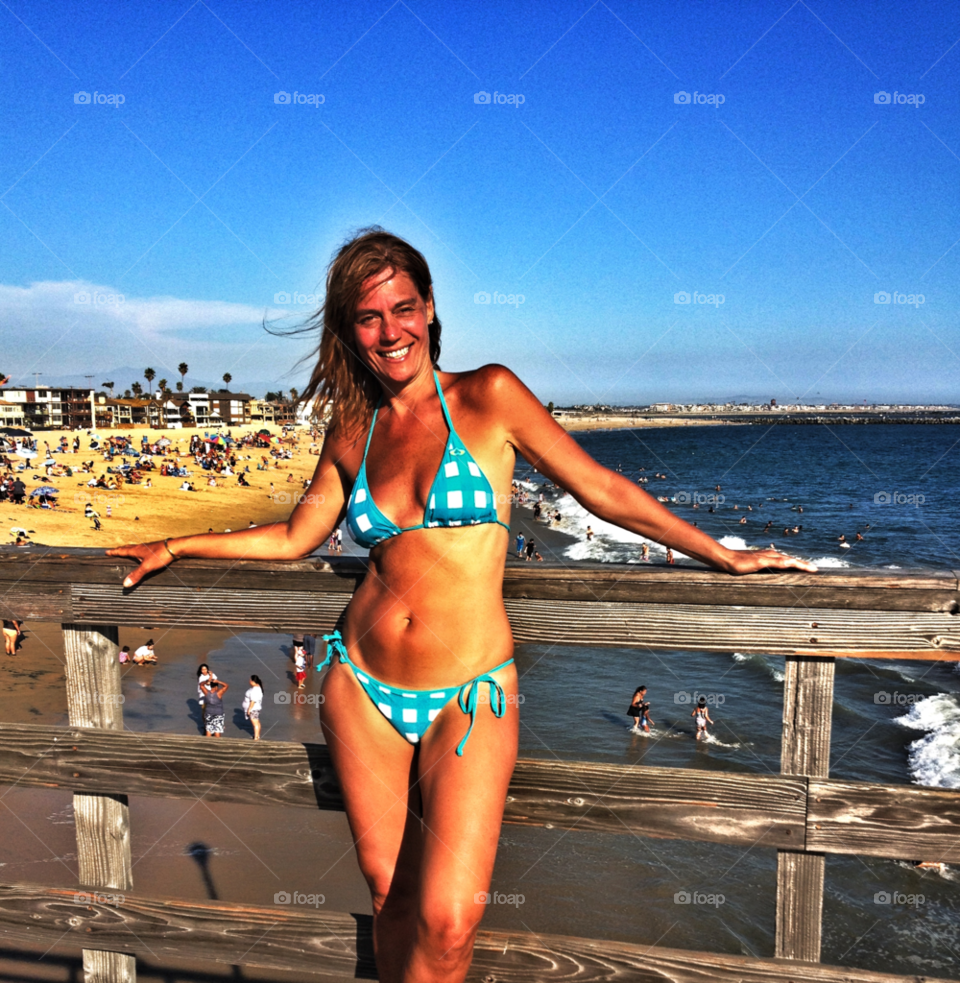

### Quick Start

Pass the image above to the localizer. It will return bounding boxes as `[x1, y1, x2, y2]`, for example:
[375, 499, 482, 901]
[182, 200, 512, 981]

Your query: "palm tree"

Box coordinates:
[178, 362, 188, 388]
[124, 389, 132, 399]
[222, 372, 232, 390]
[144, 368, 156, 393]
[131, 382, 143, 397]
[158, 378, 168, 393]
[289, 387, 299, 403]
[176, 381, 183, 392]
[102, 382, 115, 395]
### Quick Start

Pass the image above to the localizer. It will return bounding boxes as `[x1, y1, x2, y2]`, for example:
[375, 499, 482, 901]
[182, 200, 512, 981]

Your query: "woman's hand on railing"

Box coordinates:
[721, 547, 818, 575]
[106, 541, 177, 588]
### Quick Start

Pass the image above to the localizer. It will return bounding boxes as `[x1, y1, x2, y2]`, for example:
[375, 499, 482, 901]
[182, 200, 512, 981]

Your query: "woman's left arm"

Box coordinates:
[485, 367, 817, 576]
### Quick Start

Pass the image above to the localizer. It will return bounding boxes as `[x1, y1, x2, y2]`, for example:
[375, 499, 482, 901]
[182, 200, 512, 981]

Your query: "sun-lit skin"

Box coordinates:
[107, 267, 818, 983]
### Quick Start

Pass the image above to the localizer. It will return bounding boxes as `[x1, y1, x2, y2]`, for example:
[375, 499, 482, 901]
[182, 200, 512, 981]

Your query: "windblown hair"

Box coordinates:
[297, 228, 442, 438]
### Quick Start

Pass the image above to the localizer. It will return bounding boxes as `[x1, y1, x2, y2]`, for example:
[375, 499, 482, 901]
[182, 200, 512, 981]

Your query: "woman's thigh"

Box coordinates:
[319, 661, 420, 897]
[414, 664, 520, 916]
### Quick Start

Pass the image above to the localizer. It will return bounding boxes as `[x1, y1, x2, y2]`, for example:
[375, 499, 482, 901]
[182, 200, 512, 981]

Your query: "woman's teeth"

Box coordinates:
[383, 346, 410, 360]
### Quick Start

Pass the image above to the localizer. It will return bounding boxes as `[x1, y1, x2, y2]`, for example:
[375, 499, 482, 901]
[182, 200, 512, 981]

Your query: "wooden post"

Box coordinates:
[775, 655, 835, 962]
[63, 624, 136, 983]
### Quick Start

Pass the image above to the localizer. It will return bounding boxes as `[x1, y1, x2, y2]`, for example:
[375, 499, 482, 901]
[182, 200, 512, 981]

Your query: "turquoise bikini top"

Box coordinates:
[345, 371, 510, 549]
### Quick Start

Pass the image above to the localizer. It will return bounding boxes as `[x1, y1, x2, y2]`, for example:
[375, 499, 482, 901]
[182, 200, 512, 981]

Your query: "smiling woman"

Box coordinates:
[107, 228, 817, 983]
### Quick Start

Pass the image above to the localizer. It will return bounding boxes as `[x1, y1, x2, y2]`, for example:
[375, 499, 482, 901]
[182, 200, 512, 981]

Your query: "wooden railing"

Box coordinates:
[1, 551, 959, 983]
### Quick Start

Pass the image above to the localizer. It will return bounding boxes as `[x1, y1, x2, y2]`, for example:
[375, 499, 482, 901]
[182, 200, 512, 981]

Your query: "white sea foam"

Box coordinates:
[554, 494, 690, 562]
[809, 555, 853, 569]
[732, 651, 785, 683]
[894, 694, 960, 788]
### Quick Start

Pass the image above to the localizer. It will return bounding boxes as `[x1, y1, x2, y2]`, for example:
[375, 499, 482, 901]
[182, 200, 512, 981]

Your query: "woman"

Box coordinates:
[108, 229, 815, 983]
[627, 685, 646, 732]
[200, 677, 228, 738]
[3, 619, 21, 656]
[197, 664, 217, 712]
[243, 674, 264, 740]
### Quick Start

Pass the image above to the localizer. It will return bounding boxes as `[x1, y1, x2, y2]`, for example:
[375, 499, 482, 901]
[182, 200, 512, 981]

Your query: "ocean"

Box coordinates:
[500, 423, 960, 975]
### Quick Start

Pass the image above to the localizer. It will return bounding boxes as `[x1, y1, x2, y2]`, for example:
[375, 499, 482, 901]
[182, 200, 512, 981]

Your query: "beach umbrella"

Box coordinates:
[257, 428, 272, 435]
[30, 486, 60, 497]
[157, 437, 172, 447]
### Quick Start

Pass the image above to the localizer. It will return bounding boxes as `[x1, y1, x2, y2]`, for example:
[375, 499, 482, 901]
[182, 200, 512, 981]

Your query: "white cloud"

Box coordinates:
[0, 280, 309, 386]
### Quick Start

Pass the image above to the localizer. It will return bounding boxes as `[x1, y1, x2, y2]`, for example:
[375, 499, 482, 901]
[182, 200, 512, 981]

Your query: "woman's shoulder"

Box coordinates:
[443, 364, 526, 410]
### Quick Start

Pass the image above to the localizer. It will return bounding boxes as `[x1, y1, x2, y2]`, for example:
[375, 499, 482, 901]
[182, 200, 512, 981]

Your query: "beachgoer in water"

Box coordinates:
[838, 534, 846, 543]
[201, 678, 229, 738]
[627, 686, 646, 732]
[585, 525, 594, 541]
[639, 701, 653, 732]
[666, 548, 675, 564]
[641, 543, 650, 562]
[855, 532, 863, 542]
[692, 697, 713, 741]
[243, 674, 264, 740]
[108, 229, 817, 981]
[739, 516, 747, 525]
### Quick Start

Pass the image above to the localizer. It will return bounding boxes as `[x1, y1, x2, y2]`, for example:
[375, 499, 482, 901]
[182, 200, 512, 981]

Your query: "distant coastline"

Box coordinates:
[555, 408, 960, 431]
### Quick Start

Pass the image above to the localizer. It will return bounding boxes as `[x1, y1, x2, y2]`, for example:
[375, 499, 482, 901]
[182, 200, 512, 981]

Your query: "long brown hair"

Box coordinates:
[297, 228, 442, 438]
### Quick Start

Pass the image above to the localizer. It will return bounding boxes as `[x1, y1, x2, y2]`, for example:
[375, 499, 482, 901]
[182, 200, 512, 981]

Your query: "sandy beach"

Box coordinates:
[3, 424, 320, 549]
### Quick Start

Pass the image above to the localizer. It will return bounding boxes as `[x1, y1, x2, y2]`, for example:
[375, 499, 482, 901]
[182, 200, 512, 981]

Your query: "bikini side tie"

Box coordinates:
[455, 661, 512, 756]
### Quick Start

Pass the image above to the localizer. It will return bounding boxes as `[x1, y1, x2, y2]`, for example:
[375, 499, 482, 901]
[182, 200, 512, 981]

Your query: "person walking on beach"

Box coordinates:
[294, 643, 307, 689]
[692, 697, 713, 741]
[200, 677, 229, 737]
[108, 229, 816, 983]
[524, 537, 536, 561]
[3, 619, 22, 656]
[243, 674, 264, 740]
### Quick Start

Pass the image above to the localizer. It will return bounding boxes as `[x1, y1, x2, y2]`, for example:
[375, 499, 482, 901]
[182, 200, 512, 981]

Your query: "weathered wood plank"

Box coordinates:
[776, 656, 835, 963]
[0, 551, 956, 612]
[0, 723, 805, 849]
[0, 582, 71, 621]
[6, 581, 957, 658]
[806, 780, 960, 862]
[63, 625, 135, 983]
[0, 884, 956, 983]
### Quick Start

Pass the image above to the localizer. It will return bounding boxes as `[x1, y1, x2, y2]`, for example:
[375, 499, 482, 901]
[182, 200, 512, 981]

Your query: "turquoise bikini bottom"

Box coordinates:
[317, 631, 514, 756]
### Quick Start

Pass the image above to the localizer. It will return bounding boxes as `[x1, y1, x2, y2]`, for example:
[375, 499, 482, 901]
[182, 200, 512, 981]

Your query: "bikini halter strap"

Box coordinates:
[362, 371, 449, 465]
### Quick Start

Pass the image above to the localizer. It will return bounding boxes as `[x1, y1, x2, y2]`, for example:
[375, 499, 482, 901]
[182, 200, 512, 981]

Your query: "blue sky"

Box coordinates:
[2, 0, 959, 403]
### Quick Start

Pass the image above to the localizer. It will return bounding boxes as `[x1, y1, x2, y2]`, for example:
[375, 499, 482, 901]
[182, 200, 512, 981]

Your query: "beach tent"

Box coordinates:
[0, 427, 32, 437]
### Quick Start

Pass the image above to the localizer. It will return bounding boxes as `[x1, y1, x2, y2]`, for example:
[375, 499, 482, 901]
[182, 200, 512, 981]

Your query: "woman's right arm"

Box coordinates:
[108, 436, 351, 587]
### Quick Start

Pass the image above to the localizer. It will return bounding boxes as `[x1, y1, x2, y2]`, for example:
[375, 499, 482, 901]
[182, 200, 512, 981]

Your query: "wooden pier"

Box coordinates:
[1, 551, 959, 982]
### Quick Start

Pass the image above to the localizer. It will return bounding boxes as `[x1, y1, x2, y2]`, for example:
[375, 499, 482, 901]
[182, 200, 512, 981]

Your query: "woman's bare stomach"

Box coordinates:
[340, 526, 513, 688]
